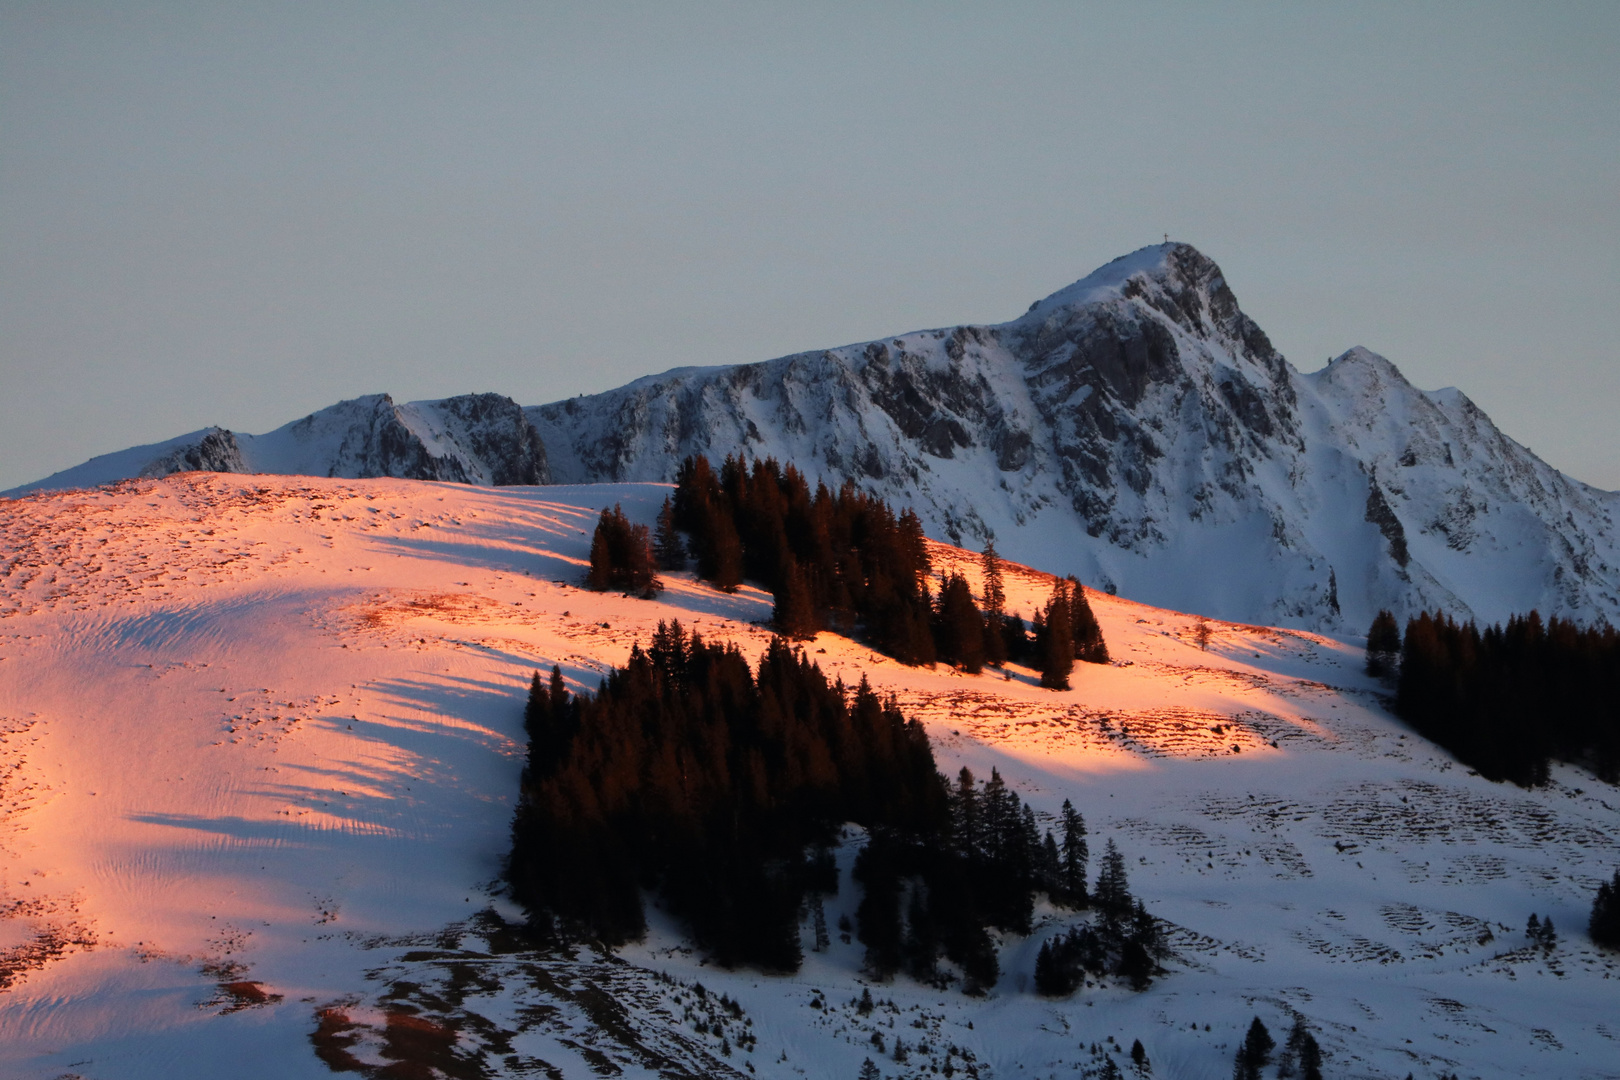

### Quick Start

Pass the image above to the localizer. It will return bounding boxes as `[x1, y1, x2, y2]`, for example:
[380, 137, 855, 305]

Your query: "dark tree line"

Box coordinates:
[671, 454, 936, 661]
[1393, 610, 1620, 785]
[509, 622, 943, 970]
[507, 624, 1145, 991]
[666, 454, 1108, 683]
[852, 773, 1095, 993]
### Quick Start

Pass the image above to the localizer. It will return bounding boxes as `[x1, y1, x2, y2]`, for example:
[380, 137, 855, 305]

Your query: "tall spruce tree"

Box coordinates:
[1277, 1014, 1317, 1079]
[653, 496, 685, 570]
[1591, 869, 1620, 951]
[934, 572, 986, 673]
[1094, 838, 1131, 919]
[1060, 800, 1090, 907]
[1067, 575, 1110, 663]
[981, 542, 1008, 668]
[1232, 1017, 1275, 1080]
[1296, 1032, 1322, 1080]
[1039, 581, 1075, 690]
[773, 557, 820, 640]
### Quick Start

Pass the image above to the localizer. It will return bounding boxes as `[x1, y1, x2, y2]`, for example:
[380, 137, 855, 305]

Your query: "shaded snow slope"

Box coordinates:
[1, 475, 1617, 1079]
[8, 392, 550, 496]
[530, 245, 1620, 630]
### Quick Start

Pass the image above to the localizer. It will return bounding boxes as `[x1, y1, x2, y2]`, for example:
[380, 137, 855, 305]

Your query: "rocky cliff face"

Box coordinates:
[528, 244, 1619, 631]
[260, 392, 551, 485]
[9, 392, 550, 496]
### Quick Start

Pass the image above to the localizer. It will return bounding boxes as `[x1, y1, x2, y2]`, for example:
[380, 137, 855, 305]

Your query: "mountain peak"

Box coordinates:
[1016, 242, 1187, 323]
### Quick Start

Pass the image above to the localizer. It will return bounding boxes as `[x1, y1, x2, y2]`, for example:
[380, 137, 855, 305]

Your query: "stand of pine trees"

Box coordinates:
[670, 454, 1110, 678]
[1395, 610, 1620, 785]
[509, 622, 944, 970]
[1032, 838, 1166, 994]
[586, 503, 661, 597]
[852, 770, 1093, 994]
[508, 625, 1136, 988]
[673, 454, 935, 659]
[1029, 576, 1108, 689]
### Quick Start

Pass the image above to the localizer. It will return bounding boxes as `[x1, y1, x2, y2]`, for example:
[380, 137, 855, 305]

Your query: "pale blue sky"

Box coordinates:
[3, 2, 1616, 490]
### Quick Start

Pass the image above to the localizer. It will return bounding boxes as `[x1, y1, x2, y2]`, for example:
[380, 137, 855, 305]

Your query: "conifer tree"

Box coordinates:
[1366, 608, 1401, 676]
[523, 668, 547, 744]
[811, 893, 830, 953]
[997, 611, 1027, 664]
[1297, 1032, 1322, 1080]
[953, 768, 981, 855]
[1059, 800, 1089, 907]
[1232, 1017, 1274, 1080]
[1277, 1014, 1313, 1078]
[934, 573, 986, 673]
[855, 836, 904, 979]
[1033, 938, 1063, 996]
[1039, 581, 1075, 690]
[1067, 575, 1110, 663]
[1130, 1038, 1148, 1074]
[902, 886, 938, 981]
[653, 495, 685, 570]
[586, 508, 618, 591]
[1590, 869, 1620, 950]
[708, 510, 744, 592]
[981, 543, 1008, 668]
[980, 769, 1011, 863]
[586, 504, 661, 596]
[773, 557, 820, 640]
[858, 1058, 881, 1080]
[1094, 838, 1131, 919]
[1039, 831, 1062, 898]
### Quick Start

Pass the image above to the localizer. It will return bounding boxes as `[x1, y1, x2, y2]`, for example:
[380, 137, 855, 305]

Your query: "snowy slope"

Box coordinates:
[7, 392, 550, 496]
[529, 245, 1620, 631]
[1, 475, 1616, 1079]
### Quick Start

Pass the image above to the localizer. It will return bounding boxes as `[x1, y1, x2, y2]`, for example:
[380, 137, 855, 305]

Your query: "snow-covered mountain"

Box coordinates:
[7, 392, 550, 495]
[2, 473, 1617, 1079]
[12, 244, 1616, 631]
[529, 244, 1619, 631]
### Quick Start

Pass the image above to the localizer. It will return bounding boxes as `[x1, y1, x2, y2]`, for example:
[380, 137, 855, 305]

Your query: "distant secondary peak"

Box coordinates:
[1320, 347, 1412, 387]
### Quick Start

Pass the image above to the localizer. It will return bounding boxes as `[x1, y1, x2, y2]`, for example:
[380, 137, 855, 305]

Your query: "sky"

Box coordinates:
[2, 2, 1616, 491]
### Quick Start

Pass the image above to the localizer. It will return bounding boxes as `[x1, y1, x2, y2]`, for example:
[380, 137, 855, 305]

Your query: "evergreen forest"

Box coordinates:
[1392, 610, 1620, 786]
[663, 454, 1108, 682]
[507, 622, 1151, 988]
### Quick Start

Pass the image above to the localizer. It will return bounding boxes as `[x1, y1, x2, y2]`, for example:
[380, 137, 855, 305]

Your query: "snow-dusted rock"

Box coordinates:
[9, 392, 550, 495]
[529, 244, 1620, 630]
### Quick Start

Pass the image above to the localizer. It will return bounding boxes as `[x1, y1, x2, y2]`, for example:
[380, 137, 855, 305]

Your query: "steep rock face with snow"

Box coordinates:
[9, 392, 551, 495]
[530, 244, 1619, 630]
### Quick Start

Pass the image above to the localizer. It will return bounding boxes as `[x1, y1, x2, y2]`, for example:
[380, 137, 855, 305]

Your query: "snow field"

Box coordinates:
[0, 474, 1616, 1078]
